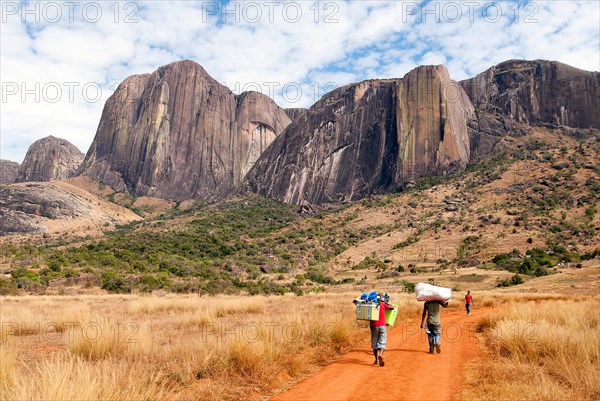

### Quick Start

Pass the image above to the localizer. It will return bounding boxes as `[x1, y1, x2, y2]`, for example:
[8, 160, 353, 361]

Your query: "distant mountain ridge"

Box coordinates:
[3, 59, 598, 207]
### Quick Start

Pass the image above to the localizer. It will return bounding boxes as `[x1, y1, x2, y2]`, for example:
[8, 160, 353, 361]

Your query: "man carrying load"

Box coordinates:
[415, 282, 451, 354]
[370, 293, 394, 366]
[420, 300, 448, 354]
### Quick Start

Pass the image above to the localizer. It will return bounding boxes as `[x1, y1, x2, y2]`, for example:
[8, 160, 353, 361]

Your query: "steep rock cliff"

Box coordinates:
[246, 65, 474, 204]
[284, 108, 308, 122]
[78, 60, 291, 201]
[461, 59, 600, 129]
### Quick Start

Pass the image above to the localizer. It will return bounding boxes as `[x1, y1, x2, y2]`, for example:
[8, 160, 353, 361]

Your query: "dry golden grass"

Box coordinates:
[129, 295, 201, 314]
[0, 342, 17, 389]
[13, 292, 592, 400]
[3, 357, 166, 401]
[1, 292, 396, 401]
[459, 297, 600, 401]
[213, 296, 266, 316]
[0, 306, 44, 336]
[68, 319, 153, 361]
[52, 303, 91, 332]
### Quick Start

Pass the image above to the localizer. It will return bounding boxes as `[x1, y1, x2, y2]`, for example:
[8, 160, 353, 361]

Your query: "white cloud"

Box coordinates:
[1, 0, 598, 163]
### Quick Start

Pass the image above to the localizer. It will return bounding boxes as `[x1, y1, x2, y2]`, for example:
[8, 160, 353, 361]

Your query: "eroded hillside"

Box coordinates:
[1, 128, 598, 295]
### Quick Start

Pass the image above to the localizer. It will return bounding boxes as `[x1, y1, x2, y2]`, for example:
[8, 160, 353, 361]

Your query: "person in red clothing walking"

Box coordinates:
[465, 290, 474, 315]
[371, 293, 394, 366]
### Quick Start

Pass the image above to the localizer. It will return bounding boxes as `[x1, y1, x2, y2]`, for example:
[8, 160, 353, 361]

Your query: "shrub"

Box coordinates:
[305, 268, 337, 285]
[138, 274, 171, 293]
[401, 280, 416, 293]
[497, 274, 524, 287]
[393, 235, 420, 249]
[351, 256, 386, 270]
[101, 271, 131, 294]
[47, 259, 61, 272]
[0, 278, 18, 296]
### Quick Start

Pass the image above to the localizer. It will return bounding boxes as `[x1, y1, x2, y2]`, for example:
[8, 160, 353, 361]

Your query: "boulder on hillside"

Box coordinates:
[16, 136, 83, 183]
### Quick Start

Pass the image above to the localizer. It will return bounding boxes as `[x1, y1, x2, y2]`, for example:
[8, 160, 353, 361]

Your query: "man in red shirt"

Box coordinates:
[371, 293, 394, 366]
[465, 290, 474, 315]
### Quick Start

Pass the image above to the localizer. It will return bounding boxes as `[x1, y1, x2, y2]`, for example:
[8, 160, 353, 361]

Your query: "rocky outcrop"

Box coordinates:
[461, 60, 600, 129]
[0, 183, 92, 234]
[0, 160, 19, 184]
[0, 182, 140, 235]
[77, 60, 291, 201]
[16, 136, 83, 183]
[246, 65, 474, 204]
[284, 108, 308, 122]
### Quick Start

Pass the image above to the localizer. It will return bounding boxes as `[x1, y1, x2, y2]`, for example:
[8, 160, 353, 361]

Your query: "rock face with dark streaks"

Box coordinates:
[0, 160, 19, 184]
[246, 65, 474, 204]
[284, 108, 308, 122]
[461, 60, 600, 129]
[77, 60, 291, 201]
[16, 136, 83, 183]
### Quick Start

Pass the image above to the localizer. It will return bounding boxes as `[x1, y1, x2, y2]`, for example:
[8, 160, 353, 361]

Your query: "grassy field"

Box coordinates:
[0, 293, 426, 401]
[1, 291, 599, 400]
[459, 295, 600, 401]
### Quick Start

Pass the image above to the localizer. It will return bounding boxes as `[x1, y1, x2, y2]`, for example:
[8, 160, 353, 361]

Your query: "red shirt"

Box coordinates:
[371, 302, 391, 327]
[465, 294, 472, 304]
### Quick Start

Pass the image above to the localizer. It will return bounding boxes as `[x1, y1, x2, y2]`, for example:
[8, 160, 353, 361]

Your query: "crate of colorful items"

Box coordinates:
[355, 291, 380, 321]
[356, 302, 380, 321]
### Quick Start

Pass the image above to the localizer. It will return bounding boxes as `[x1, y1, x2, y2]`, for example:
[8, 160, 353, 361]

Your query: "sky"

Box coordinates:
[1, 0, 599, 163]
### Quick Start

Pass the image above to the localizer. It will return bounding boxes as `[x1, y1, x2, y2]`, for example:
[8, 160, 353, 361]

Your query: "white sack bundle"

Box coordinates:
[415, 282, 452, 302]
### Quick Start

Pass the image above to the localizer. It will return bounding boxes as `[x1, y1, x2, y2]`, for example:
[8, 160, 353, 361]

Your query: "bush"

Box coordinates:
[11, 268, 39, 288]
[401, 280, 416, 293]
[492, 249, 554, 276]
[305, 268, 337, 285]
[498, 274, 524, 287]
[351, 256, 386, 270]
[101, 271, 131, 294]
[47, 259, 62, 272]
[581, 248, 600, 260]
[138, 274, 171, 293]
[0, 278, 18, 295]
[393, 235, 420, 249]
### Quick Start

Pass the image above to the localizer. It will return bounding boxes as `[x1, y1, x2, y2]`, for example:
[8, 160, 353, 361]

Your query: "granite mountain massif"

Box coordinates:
[3, 59, 599, 214]
[246, 65, 475, 204]
[76, 60, 292, 202]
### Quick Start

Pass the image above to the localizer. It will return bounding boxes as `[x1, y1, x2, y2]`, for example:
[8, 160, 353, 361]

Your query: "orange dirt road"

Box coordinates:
[272, 309, 485, 401]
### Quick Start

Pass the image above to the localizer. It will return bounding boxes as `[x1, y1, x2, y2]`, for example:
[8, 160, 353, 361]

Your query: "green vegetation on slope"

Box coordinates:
[1, 131, 598, 295]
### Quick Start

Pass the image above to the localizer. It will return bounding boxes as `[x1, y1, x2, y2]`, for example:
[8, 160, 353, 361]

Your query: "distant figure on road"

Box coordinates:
[371, 293, 394, 366]
[420, 300, 448, 354]
[465, 290, 474, 315]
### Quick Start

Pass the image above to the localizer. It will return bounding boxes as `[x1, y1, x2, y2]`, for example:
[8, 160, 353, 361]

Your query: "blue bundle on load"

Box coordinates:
[354, 291, 381, 321]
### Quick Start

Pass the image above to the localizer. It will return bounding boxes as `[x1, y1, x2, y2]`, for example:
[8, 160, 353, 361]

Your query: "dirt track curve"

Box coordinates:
[272, 309, 486, 401]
